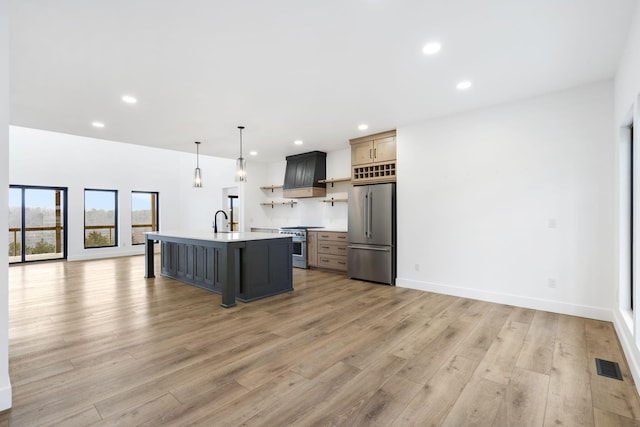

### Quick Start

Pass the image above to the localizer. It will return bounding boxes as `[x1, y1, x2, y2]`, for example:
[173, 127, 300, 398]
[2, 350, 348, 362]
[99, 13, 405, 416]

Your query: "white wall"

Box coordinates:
[613, 0, 640, 398]
[0, 0, 12, 410]
[9, 126, 236, 260]
[397, 80, 615, 321]
[244, 149, 351, 230]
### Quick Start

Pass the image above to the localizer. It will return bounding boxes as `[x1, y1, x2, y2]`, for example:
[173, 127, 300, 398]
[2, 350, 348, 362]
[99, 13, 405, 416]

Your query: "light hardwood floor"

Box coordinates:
[1, 255, 640, 426]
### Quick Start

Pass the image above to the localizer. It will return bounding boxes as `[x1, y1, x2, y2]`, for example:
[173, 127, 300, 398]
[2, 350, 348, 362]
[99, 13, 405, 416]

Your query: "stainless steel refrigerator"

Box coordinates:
[348, 183, 396, 285]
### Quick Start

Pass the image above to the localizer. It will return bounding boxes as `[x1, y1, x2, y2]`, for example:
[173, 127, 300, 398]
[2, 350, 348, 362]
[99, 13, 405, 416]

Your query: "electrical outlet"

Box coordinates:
[414, 264, 420, 272]
[548, 218, 557, 229]
[548, 278, 557, 288]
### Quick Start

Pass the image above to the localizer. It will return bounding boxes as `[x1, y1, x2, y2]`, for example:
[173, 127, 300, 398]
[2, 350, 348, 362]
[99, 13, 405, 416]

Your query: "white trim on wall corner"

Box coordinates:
[396, 277, 612, 322]
[0, 384, 11, 411]
[613, 309, 640, 397]
[67, 247, 157, 262]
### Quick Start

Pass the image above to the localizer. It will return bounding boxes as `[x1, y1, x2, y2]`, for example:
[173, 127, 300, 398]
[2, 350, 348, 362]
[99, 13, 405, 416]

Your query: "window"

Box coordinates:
[84, 189, 118, 248]
[8, 185, 67, 263]
[131, 191, 159, 245]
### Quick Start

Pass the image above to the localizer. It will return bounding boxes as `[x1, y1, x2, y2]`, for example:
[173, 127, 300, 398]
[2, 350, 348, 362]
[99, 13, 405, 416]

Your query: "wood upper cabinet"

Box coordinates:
[372, 135, 396, 162]
[352, 141, 374, 166]
[350, 130, 397, 184]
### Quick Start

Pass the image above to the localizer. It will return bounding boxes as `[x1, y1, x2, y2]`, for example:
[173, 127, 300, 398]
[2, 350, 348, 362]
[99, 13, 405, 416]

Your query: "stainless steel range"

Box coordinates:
[279, 226, 323, 268]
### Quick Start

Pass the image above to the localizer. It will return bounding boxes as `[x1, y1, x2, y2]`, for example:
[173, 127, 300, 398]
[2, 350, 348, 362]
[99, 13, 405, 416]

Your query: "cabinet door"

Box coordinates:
[161, 242, 176, 276]
[307, 231, 318, 267]
[193, 245, 215, 290]
[373, 136, 396, 162]
[351, 140, 373, 166]
[176, 244, 191, 279]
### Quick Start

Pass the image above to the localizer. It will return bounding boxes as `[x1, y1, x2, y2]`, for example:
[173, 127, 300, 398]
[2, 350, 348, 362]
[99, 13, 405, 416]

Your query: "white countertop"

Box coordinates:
[316, 228, 348, 233]
[146, 231, 291, 243]
[251, 226, 347, 233]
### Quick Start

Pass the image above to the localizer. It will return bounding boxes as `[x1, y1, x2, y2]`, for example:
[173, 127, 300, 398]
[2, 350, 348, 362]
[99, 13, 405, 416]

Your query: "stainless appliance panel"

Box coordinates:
[368, 183, 394, 246]
[291, 236, 307, 268]
[348, 185, 368, 245]
[348, 183, 396, 285]
[348, 183, 394, 246]
[347, 245, 393, 285]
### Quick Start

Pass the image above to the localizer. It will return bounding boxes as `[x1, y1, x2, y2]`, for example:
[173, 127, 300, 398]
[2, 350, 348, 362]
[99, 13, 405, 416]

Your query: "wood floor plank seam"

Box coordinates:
[3, 255, 640, 426]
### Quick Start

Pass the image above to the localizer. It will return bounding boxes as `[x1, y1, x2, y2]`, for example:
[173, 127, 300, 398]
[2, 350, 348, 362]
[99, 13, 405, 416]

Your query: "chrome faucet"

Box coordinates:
[213, 210, 228, 233]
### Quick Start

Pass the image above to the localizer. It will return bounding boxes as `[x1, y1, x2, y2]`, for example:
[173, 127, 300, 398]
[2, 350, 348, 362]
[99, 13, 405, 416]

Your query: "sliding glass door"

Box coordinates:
[8, 185, 67, 263]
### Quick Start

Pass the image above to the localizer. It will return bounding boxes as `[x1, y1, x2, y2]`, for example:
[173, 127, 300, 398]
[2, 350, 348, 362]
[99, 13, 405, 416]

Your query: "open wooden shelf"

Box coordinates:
[321, 198, 348, 206]
[260, 185, 283, 193]
[260, 201, 297, 208]
[318, 177, 351, 187]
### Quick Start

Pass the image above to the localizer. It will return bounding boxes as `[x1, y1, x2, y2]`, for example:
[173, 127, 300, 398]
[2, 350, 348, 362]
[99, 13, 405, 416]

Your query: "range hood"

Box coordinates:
[283, 151, 327, 198]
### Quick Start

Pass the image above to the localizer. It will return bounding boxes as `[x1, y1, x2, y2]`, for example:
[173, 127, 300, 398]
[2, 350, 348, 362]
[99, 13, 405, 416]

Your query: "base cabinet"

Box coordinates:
[160, 239, 292, 302]
[308, 231, 347, 273]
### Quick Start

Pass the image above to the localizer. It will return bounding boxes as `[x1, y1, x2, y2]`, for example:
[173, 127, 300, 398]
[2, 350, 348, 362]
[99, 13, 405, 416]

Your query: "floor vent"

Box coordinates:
[595, 358, 623, 381]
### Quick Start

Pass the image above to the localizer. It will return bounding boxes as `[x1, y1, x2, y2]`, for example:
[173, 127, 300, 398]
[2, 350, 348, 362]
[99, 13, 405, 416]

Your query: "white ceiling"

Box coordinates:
[9, 0, 638, 162]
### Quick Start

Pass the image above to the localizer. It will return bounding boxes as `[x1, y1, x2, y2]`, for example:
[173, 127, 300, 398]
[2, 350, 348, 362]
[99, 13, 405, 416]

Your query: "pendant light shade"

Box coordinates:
[236, 126, 247, 182]
[193, 141, 203, 187]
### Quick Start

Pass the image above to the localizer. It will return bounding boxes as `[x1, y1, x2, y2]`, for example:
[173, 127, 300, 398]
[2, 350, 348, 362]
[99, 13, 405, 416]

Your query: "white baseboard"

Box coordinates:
[67, 247, 149, 262]
[396, 277, 612, 321]
[0, 381, 11, 411]
[612, 310, 640, 397]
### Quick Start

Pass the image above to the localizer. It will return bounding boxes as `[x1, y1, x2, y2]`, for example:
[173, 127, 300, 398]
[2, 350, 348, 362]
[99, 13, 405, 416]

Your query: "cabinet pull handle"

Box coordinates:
[369, 148, 372, 160]
[374, 148, 377, 159]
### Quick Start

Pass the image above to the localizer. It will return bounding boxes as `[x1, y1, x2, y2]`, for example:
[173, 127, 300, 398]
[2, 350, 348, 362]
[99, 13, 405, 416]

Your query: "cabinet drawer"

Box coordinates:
[318, 241, 347, 256]
[318, 254, 347, 272]
[318, 231, 347, 242]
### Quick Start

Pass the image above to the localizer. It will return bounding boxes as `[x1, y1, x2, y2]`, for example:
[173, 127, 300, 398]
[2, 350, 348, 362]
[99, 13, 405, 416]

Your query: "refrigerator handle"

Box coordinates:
[368, 191, 373, 238]
[364, 193, 369, 238]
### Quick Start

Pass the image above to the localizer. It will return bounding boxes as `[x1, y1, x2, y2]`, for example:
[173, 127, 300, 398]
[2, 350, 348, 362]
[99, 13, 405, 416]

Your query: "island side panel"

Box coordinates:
[242, 237, 293, 301]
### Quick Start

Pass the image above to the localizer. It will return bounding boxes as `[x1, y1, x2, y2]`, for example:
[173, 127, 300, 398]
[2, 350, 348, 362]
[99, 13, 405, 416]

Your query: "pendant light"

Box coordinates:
[236, 126, 247, 182]
[193, 141, 203, 187]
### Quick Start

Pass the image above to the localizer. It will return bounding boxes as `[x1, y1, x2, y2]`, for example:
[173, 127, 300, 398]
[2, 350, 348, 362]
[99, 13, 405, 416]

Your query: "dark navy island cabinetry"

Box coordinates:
[145, 231, 293, 308]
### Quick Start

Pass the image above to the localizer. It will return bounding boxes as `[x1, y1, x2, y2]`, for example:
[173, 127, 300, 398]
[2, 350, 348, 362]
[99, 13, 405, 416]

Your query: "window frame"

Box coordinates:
[84, 188, 119, 249]
[131, 191, 159, 246]
[8, 184, 68, 263]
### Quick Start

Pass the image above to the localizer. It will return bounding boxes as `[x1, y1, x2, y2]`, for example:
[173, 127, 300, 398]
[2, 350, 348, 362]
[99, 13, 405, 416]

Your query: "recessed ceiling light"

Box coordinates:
[294, 140, 303, 145]
[456, 80, 472, 90]
[422, 42, 441, 55]
[249, 150, 258, 156]
[122, 95, 137, 104]
[358, 124, 369, 131]
[92, 121, 105, 128]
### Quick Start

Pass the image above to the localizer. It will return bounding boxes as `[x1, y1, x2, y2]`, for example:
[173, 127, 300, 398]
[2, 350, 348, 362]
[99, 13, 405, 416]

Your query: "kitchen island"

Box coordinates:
[144, 231, 293, 308]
